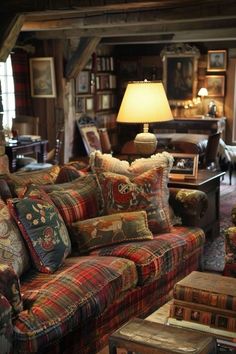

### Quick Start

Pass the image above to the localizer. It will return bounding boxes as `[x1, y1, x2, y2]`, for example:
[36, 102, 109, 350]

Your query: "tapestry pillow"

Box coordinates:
[90, 150, 174, 177]
[71, 210, 153, 253]
[25, 174, 103, 226]
[8, 196, 71, 273]
[6, 165, 60, 198]
[98, 167, 172, 234]
[0, 264, 23, 315]
[0, 199, 30, 277]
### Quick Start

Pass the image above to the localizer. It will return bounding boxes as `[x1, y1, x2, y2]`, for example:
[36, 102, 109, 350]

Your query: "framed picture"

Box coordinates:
[75, 97, 85, 113]
[76, 71, 90, 94]
[161, 43, 200, 105]
[29, 57, 56, 98]
[77, 123, 102, 155]
[85, 97, 94, 112]
[207, 50, 227, 72]
[169, 153, 199, 180]
[102, 94, 110, 110]
[205, 75, 225, 97]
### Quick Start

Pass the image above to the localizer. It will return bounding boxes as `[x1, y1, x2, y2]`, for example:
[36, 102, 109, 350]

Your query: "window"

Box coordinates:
[0, 56, 15, 129]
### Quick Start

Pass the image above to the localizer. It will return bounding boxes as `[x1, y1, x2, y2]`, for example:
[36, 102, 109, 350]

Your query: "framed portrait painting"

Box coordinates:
[169, 153, 199, 180]
[205, 75, 225, 97]
[161, 43, 200, 105]
[29, 57, 56, 98]
[207, 50, 227, 72]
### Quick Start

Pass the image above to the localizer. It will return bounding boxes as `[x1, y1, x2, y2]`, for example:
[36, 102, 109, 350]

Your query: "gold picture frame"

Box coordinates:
[205, 75, 225, 97]
[207, 50, 227, 72]
[169, 153, 199, 180]
[161, 43, 200, 106]
[29, 57, 56, 98]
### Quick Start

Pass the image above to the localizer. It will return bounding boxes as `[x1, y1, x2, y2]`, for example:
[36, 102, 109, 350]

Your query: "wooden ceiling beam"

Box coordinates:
[65, 36, 100, 79]
[0, 14, 25, 61]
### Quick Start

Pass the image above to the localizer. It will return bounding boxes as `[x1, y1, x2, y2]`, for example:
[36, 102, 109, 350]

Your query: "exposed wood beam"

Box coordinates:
[65, 37, 100, 79]
[101, 28, 236, 45]
[0, 14, 25, 61]
[32, 18, 236, 41]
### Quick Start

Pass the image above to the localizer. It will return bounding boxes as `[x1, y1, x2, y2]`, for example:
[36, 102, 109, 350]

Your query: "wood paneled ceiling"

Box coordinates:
[2, 0, 236, 45]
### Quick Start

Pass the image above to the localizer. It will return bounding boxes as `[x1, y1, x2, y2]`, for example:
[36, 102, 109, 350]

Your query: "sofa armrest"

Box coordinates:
[169, 188, 208, 227]
[0, 293, 13, 354]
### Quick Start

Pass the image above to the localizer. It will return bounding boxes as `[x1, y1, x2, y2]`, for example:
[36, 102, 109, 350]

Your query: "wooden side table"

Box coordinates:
[168, 169, 225, 238]
[109, 318, 216, 354]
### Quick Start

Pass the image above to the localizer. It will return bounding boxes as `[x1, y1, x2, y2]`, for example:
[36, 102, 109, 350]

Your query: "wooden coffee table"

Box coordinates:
[108, 316, 215, 354]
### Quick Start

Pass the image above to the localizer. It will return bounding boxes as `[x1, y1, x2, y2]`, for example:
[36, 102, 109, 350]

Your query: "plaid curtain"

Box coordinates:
[11, 51, 33, 115]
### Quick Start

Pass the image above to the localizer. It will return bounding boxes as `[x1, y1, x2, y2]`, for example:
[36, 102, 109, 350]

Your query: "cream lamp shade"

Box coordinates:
[117, 81, 173, 155]
[198, 87, 208, 116]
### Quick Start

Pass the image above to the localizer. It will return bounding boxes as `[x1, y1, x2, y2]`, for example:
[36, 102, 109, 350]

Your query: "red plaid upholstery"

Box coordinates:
[16, 256, 138, 353]
[91, 226, 205, 285]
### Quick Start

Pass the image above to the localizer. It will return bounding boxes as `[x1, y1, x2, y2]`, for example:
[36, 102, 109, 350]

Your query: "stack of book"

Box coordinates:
[168, 271, 236, 346]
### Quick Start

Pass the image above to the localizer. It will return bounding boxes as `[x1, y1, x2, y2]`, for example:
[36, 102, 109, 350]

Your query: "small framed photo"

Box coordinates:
[77, 124, 102, 155]
[76, 71, 91, 94]
[205, 75, 225, 97]
[102, 94, 110, 110]
[75, 97, 85, 113]
[29, 57, 56, 98]
[207, 50, 227, 72]
[169, 153, 199, 180]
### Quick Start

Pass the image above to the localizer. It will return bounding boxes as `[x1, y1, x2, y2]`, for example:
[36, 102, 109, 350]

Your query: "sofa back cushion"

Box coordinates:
[0, 199, 30, 277]
[8, 196, 71, 273]
[98, 167, 172, 234]
[71, 211, 153, 253]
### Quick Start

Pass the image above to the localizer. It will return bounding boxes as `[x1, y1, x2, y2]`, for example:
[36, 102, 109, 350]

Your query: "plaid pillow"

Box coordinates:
[8, 196, 71, 273]
[71, 211, 153, 253]
[55, 165, 88, 184]
[98, 167, 172, 234]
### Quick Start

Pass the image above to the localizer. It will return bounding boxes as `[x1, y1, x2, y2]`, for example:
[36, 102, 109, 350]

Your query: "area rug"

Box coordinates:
[203, 180, 236, 272]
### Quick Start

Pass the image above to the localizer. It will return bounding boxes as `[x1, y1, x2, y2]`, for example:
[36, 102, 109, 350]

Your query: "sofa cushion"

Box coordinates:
[0, 199, 30, 277]
[16, 256, 138, 353]
[8, 196, 71, 273]
[0, 263, 23, 315]
[71, 211, 153, 254]
[98, 167, 171, 234]
[91, 226, 205, 285]
[5, 166, 60, 198]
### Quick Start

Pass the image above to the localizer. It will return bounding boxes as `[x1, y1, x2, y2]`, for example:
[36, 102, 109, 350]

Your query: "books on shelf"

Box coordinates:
[173, 271, 236, 311]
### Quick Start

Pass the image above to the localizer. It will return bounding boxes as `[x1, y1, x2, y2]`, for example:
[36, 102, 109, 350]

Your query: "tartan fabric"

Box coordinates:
[14, 256, 138, 353]
[91, 226, 205, 285]
[55, 165, 88, 184]
[41, 248, 202, 354]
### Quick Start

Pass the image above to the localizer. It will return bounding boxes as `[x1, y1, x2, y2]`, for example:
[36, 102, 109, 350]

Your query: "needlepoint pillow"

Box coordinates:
[71, 210, 153, 253]
[7, 196, 71, 273]
[0, 199, 30, 277]
[98, 167, 172, 234]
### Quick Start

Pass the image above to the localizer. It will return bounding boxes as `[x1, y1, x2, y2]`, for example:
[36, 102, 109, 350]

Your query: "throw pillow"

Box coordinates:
[6, 165, 60, 198]
[55, 164, 88, 184]
[98, 167, 171, 234]
[90, 150, 174, 177]
[25, 174, 103, 226]
[8, 196, 71, 273]
[0, 199, 30, 277]
[71, 211, 153, 253]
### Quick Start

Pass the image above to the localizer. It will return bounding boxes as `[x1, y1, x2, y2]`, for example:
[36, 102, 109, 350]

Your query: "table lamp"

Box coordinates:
[116, 81, 173, 155]
[198, 87, 208, 117]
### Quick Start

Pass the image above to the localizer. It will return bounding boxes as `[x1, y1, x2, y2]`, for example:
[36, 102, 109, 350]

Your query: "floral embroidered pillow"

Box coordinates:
[8, 197, 71, 273]
[97, 167, 172, 234]
[71, 211, 153, 253]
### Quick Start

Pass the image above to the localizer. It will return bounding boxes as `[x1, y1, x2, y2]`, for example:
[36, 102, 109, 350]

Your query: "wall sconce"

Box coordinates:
[116, 81, 173, 155]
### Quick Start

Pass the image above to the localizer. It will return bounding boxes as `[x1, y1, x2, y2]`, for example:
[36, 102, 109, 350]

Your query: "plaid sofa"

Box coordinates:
[0, 160, 208, 354]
